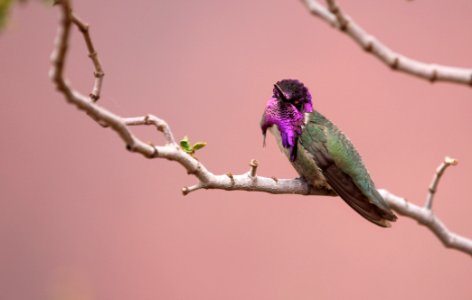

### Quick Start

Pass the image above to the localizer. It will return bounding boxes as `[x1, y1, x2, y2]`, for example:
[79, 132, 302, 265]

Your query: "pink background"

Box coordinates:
[1, 0, 472, 299]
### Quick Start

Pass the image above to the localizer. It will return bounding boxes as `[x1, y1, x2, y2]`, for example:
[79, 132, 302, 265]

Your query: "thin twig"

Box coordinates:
[424, 156, 458, 210]
[302, 0, 472, 86]
[249, 159, 259, 177]
[71, 14, 104, 101]
[125, 115, 176, 145]
[50, 0, 472, 256]
[325, 0, 348, 31]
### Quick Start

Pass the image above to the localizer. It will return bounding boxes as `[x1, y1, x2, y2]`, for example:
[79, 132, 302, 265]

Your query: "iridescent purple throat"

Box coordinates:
[261, 98, 306, 161]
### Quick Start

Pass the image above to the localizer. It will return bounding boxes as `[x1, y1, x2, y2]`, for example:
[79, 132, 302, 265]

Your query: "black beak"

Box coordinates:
[274, 84, 288, 101]
[261, 127, 268, 147]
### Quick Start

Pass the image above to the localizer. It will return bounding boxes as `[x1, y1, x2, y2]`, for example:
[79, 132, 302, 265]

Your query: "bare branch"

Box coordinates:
[50, 0, 472, 256]
[303, 0, 472, 86]
[71, 14, 104, 101]
[124, 115, 176, 145]
[425, 156, 458, 210]
[380, 190, 472, 256]
[325, 0, 348, 31]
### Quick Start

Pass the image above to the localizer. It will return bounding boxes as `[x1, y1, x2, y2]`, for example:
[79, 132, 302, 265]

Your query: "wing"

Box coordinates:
[300, 112, 397, 227]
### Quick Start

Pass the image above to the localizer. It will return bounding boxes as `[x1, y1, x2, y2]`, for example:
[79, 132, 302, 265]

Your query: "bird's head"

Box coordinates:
[273, 79, 313, 114]
[260, 79, 312, 161]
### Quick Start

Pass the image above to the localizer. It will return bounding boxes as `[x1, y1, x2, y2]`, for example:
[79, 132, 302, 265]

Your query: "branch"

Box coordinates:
[71, 14, 104, 101]
[425, 156, 458, 210]
[50, 0, 472, 256]
[301, 0, 472, 86]
[380, 189, 472, 255]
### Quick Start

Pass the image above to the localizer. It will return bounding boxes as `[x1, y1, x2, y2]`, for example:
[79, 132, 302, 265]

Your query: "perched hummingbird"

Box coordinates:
[260, 79, 397, 227]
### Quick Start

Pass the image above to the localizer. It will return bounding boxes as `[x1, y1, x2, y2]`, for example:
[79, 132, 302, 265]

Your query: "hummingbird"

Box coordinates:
[260, 79, 397, 227]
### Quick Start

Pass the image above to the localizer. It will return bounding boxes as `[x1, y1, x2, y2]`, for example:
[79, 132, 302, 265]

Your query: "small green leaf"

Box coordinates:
[180, 136, 190, 151]
[192, 142, 206, 151]
[180, 136, 207, 156]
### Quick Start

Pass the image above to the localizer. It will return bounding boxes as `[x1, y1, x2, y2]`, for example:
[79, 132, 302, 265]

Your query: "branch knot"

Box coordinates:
[249, 159, 259, 177]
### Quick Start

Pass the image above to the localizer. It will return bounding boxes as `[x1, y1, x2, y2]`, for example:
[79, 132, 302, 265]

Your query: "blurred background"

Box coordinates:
[1, 0, 471, 299]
